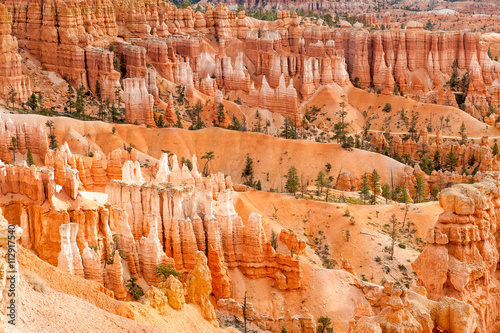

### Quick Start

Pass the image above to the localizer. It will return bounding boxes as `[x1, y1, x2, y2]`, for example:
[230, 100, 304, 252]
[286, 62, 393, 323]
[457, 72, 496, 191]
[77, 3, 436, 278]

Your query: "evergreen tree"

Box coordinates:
[45, 120, 58, 150]
[359, 172, 371, 204]
[468, 154, 476, 167]
[394, 185, 402, 201]
[433, 149, 441, 170]
[315, 171, 326, 195]
[280, 118, 296, 139]
[334, 102, 348, 147]
[95, 80, 101, 100]
[381, 184, 391, 204]
[216, 103, 226, 127]
[241, 154, 255, 186]
[253, 111, 263, 132]
[494, 142, 499, 156]
[444, 150, 458, 172]
[398, 183, 411, 203]
[284, 166, 300, 194]
[228, 116, 242, 131]
[431, 186, 439, 200]
[27, 93, 38, 112]
[27, 149, 35, 166]
[317, 316, 332, 333]
[459, 122, 467, 144]
[369, 169, 381, 204]
[74, 86, 86, 115]
[414, 174, 426, 203]
[419, 154, 434, 175]
[7, 87, 17, 109]
[175, 111, 183, 128]
[201, 151, 215, 177]
[155, 114, 165, 128]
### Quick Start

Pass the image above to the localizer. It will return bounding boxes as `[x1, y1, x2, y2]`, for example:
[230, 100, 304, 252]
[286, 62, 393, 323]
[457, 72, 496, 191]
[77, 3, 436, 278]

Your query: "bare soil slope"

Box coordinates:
[234, 190, 442, 286]
[2, 113, 408, 188]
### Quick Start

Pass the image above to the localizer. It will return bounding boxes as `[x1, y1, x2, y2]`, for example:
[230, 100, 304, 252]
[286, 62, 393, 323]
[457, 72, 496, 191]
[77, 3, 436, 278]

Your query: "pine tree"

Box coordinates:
[369, 169, 381, 204]
[493, 142, 498, 156]
[201, 151, 215, 177]
[381, 184, 391, 203]
[414, 174, 426, 203]
[285, 166, 300, 194]
[253, 111, 263, 132]
[45, 120, 58, 150]
[7, 87, 17, 109]
[27, 149, 35, 166]
[334, 102, 348, 147]
[242, 154, 254, 186]
[433, 149, 441, 170]
[228, 116, 242, 131]
[216, 103, 226, 127]
[419, 154, 434, 175]
[359, 172, 371, 204]
[175, 111, 183, 129]
[444, 150, 458, 172]
[431, 186, 440, 200]
[398, 183, 411, 203]
[95, 80, 101, 100]
[315, 171, 326, 195]
[280, 118, 296, 139]
[459, 121, 467, 144]
[27, 93, 38, 112]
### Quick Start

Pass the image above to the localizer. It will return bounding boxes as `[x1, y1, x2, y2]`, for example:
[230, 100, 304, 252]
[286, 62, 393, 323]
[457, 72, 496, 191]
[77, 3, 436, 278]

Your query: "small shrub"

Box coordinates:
[398, 243, 406, 249]
[398, 264, 407, 272]
[383, 266, 390, 273]
[350, 216, 356, 226]
[24, 273, 46, 293]
[343, 207, 350, 217]
[126, 275, 144, 301]
[374, 256, 381, 263]
[155, 265, 184, 281]
[382, 103, 392, 112]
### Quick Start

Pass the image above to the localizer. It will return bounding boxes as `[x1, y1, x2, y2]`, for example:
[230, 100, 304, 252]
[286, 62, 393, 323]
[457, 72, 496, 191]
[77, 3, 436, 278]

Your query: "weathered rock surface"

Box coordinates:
[0, 3, 30, 102]
[187, 251, 217, 325]
[413, 174, 500, 332]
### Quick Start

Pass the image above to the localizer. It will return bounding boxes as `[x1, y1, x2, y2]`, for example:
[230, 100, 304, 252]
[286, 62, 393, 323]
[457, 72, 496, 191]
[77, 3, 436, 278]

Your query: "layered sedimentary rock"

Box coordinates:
[163, 275, 185, 310]
[106, 160, 301, 297]
[246, 75, 298, 118]
[0, 3, 30, 102]
[413, 175, 500, 331]
[1, 2, 497, 118]
[57, 223, 84, 277]
[279, 229, 306, 255]
[0, 117, 49, 164]
[217, 298, 317, 333]
[0, 150, 301, 304]
[186, 251, 217, 325]
[123, 78, 155, 126]
[352, 281, 478, 333]
[0, 163, 55, 206]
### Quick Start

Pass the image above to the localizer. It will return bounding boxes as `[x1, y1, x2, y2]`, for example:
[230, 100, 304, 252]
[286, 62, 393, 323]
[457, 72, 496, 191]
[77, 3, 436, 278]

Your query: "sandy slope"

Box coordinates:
[1, 113, 408, 188]
[234, 190, 442, 287]
[345, 86, 500, 138]
[15, 247, 232, 333]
